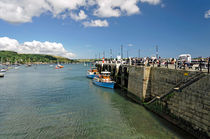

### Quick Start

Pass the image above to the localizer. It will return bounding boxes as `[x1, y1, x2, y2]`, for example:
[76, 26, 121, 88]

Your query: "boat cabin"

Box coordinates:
[101, 71, 111, 80]
[92, 68, 98, 72]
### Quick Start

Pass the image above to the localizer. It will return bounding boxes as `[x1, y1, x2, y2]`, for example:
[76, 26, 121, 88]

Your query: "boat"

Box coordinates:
[0, 69, 7, 72]
[0, 73, 4, 77]
[26, 58, 32, 67]
[87, 67, 99, 78]
[55, 60, 64, 69]
[55, 64, 64, 69]
[93, 71, 115, 89]
[26, 64, 32, 67]
[14, 66, 19, 69]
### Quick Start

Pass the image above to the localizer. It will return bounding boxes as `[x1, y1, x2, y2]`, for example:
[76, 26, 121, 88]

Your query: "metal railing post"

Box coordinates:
[158, 60, 161, 67]
[199, 59, 202, 72]
[208, 57, 210, 74]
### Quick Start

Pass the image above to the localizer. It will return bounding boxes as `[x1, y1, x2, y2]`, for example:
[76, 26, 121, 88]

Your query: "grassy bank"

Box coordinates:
[0, 51, 76, 64]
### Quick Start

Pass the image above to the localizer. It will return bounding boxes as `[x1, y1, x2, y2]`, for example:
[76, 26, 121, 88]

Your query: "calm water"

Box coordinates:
[0, 64, 194, 139]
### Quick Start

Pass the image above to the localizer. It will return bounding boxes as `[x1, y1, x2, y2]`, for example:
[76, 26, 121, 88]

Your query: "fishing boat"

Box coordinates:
[87, 67, 99, 79]
[93, 71, 115, 89]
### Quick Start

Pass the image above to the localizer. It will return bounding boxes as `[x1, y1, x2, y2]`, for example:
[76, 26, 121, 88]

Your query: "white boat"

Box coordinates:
[0, 69, 7, 72]
[0, 73, 4, 77]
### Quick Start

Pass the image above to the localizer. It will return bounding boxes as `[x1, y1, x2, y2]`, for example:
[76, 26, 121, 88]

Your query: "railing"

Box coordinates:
[96, 58, 210, 73]
[143, 72, 205, 105]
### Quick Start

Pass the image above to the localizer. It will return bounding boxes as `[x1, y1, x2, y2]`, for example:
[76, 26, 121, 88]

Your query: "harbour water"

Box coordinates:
[0, 64, 194, 138]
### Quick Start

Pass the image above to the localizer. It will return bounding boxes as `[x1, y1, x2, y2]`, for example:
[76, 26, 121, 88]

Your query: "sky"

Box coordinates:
[0, 0, 210, 59]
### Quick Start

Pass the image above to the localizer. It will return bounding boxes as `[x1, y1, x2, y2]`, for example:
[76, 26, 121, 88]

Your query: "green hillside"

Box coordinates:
[0, 51, 75, 64]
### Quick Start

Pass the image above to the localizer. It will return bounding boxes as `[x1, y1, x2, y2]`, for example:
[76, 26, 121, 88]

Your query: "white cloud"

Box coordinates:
[0, 37, 75, 58]
[93, 0, 140, 17]
[83, 19, 109, 27]
[140, 0, 161, 5]
[47, 0, 86, 16]
[0, 0, 50, 23]
[70, 10, 87, 21]
[204, 10, 210, 19]
[0, 0, 161, 25]
[120, 0, 140, 15]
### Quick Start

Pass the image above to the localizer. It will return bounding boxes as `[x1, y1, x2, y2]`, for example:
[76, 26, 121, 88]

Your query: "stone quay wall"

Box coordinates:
[96, 64, 210, 138]
[167, 74, 210, 138]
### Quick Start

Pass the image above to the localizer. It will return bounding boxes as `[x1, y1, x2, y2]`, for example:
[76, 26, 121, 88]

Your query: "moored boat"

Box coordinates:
[87, 68, 99, 78]
[26, 64, 32, 67]
[55, 60, 64, 69]
[14, 66, 19, 69]
[93, 71, 115, 89]
[0, 68, 7, 72]
[55, 64, 64, 69]
[0, 73, 4, 77]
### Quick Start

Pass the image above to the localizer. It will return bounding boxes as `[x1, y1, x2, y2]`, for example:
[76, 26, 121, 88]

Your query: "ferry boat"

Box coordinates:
[87, 67, 99, 79]
[93, 71, 115, 89]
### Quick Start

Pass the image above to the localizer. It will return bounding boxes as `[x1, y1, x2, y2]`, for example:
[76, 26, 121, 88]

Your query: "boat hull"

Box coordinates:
[93, 79, 115, 89]
[0, 73, 4, 77]
[87, 74, 99, 79]
[87, 74, 95, 79]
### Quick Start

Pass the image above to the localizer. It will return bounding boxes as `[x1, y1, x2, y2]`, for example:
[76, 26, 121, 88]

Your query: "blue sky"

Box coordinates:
[0, 0, 210, 59]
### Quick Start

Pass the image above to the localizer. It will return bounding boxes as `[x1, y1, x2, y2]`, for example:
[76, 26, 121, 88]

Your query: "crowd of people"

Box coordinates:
[98, 57, 210, 71]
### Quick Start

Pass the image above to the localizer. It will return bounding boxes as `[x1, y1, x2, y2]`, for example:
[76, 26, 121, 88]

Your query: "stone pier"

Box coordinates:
[96, 63, 210, 139]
